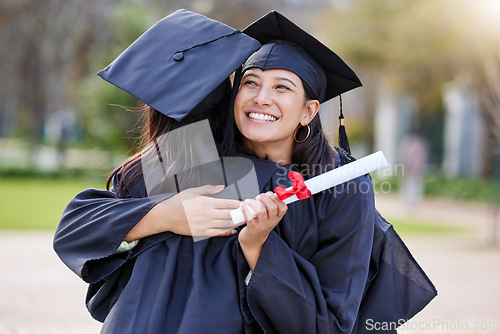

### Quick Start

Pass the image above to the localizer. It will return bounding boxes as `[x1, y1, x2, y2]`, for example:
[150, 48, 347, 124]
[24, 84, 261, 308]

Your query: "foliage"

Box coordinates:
[0, 166, 109, 181]
[74, 0, 280, 154]
[76, 3, 154, 153]
[373, 172, 500, 204]
[77, 77, 139, 153]
[2, 0, 498, 175]
[322, 0, 488, 97]
[0, 0, 114, 149]
[320, 0, 500, 168]
[424, 173, 499, 203]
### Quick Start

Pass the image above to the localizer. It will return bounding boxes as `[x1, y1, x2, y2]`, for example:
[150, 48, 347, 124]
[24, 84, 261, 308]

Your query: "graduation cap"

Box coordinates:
[241, 11, 361, 154]
[98, 9, 260, 122]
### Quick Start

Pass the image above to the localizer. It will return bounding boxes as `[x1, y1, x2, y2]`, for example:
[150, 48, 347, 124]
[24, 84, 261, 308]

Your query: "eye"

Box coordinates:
[275, 84, 291, 91]
[242, 80, 257, 87]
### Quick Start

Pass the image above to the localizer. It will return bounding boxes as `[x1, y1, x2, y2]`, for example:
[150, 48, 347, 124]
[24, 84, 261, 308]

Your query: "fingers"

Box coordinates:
[257, 192, 287, 219]
[185, 185, 241, 209]
[202, 199, 242, 223]
[209, 228, 238, 237]
[209, 217, 245, 229]
[185, 216, 239, 237]
[180, 186, 287, 239]
[208, 198, 242, 210]
[240, 192, 288, 225]
[240, 201, 258, 223]
[191, 184, 225, 196]
[244, 199, 266, 220]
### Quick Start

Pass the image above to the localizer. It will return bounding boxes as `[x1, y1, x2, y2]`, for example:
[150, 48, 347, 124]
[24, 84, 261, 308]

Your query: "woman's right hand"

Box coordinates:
[237, 192, 287, 270]
[124, 185, 242, 241]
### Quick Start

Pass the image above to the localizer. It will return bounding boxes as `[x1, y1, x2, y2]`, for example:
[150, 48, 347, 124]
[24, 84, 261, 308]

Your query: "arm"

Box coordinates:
[54, 185, 241, 283]
[53, 187, 170, 283]
[124, 184, 241, 241]
[238, 191, 287, 270]
[238, 175, 375, 334]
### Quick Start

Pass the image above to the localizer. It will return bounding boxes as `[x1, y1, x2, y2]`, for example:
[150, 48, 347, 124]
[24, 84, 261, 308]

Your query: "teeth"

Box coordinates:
[248, 112, 277, 122]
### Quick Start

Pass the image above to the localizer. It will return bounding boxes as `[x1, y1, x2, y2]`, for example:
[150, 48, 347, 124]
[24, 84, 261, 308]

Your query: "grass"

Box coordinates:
[1, 176, 469, 236]
[388, 216, 468, 236]
[0, 177, 105, 230]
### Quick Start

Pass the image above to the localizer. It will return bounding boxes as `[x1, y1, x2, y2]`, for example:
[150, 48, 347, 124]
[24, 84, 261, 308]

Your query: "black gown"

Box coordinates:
[54, 153, 436, 334]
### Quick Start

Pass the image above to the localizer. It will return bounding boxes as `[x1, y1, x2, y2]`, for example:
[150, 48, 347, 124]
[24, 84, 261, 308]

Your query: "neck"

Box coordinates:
[243, 138, 294, 164]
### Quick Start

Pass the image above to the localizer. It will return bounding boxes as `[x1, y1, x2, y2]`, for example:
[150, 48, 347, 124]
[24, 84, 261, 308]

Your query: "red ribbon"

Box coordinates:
[274, 171, 311, 201]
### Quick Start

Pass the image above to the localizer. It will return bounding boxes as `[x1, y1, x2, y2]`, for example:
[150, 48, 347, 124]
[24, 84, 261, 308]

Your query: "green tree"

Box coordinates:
[319, 0, 499, 172]
[77, 3, 154, 153]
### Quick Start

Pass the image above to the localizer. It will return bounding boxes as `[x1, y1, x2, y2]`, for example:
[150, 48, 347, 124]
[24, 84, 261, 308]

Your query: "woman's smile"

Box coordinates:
[246, 112, 278, 122]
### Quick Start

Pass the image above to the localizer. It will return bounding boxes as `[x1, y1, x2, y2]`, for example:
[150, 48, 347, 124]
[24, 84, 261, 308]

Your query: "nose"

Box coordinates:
[253, 87, 272, 106]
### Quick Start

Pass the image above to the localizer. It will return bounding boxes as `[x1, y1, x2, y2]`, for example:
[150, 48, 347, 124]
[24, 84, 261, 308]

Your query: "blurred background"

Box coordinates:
[0, 0, 499, 333]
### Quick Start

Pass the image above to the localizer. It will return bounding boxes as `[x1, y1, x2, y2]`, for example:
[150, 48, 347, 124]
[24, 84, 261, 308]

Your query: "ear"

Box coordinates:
[301, 99, 320, 126]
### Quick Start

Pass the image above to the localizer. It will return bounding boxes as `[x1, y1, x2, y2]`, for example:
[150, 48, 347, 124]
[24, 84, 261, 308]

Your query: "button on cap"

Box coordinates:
[173, 52, 184, 61]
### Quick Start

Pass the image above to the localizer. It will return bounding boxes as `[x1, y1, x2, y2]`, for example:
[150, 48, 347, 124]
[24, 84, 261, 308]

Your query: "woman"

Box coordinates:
[54, 10, 435, 334]
[54, 9, 263, 333]
[227, 12, 436, 334]
[216, 12, 375, 333]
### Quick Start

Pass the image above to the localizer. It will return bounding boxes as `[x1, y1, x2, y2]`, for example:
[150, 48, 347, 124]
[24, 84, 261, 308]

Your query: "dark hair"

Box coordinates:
[291, 82, 337, 177]
[222, 71, 337, 178]
[106, 79, 231, 195]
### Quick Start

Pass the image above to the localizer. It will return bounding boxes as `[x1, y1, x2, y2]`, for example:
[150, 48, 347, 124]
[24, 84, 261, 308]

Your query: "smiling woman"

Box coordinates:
[220, 13, 375, 332]
[233, 67, 320, 164]
[219, 10, 436, 334]
[226, 39, 346, 178]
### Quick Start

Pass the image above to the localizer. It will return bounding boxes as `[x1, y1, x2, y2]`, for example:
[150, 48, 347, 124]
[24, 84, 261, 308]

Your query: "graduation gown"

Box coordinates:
[53, 154, 435, 334]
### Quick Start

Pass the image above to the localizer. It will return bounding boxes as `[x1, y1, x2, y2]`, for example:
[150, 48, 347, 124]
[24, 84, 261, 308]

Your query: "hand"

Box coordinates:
[238, 191, 287, 270]
[125, 184, 242, 241]
[176, 184, 243, 237]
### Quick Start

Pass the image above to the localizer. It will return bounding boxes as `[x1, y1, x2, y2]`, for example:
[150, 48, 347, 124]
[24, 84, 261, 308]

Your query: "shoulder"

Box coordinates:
[314, 173, 374, 207]
[340, 174, 375, 200]
[321, 147, 374, 203]
[313, 173, 375, 231]
[112, 157, 147, 198]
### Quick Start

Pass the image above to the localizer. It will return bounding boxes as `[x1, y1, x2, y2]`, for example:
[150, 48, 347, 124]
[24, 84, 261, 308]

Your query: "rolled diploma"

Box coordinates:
[231, 151, 387, 224]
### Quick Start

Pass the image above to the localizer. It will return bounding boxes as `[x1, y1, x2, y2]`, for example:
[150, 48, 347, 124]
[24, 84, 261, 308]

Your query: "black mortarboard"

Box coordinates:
[98, 9, 260, 121]
[242, 11, 362, 103]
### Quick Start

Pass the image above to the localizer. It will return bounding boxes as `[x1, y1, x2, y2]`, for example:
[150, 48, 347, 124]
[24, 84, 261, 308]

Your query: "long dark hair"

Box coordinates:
[106, 79, 231, 195]
[221, 70, 337, 178]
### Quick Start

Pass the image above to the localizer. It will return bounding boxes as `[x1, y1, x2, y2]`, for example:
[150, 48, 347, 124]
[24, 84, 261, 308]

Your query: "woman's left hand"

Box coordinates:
[238, 191, 287, 270]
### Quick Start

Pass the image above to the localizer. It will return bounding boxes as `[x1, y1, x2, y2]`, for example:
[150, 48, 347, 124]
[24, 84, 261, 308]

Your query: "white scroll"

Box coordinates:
[230, 151, 387, 224]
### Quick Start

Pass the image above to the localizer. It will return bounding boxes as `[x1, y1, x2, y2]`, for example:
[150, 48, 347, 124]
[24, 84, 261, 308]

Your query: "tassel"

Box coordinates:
[338, 95, 351, 155]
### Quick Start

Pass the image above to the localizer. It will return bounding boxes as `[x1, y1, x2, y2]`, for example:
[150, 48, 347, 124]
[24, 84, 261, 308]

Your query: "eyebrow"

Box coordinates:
[242, 72, 259, 80]
[242, 72, 298, 88]
[276, 76, 297, 88]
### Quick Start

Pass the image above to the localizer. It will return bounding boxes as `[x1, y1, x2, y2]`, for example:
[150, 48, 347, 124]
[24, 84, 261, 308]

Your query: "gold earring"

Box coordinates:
[294, 124, 311, 143]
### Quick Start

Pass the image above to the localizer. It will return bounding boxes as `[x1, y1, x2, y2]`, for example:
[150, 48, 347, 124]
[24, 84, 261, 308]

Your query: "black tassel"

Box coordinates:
[338, 95, 351, 155]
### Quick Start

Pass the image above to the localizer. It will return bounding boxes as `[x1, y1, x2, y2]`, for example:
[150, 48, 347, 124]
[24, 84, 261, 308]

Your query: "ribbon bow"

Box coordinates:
[274, 171, 311, 201]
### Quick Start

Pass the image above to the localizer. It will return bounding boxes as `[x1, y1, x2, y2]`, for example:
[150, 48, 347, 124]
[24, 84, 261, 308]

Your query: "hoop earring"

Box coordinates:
[294, 124, 311, 143]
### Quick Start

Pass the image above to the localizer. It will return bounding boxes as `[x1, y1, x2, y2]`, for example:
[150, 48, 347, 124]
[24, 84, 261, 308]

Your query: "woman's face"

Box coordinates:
[234, 68, 318, 149]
